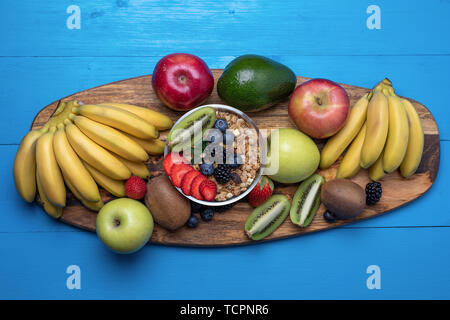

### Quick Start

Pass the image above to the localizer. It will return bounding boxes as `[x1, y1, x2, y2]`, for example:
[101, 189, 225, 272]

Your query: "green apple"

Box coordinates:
[96, 198, 154, 254]
[266, 128, 320, 184]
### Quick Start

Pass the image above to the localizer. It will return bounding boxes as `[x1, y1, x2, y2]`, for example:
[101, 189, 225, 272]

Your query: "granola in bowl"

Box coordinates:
[164, 104, 265, 206]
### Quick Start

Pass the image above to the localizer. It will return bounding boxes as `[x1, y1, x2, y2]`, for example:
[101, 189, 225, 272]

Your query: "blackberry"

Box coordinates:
[365, 182, 382, 205]
[214, 164, 231, 184]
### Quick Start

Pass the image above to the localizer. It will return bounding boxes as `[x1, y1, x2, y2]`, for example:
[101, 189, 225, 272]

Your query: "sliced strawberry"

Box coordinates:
[181, 170, 202, 196]
[163, 152, 188, 176]
[191, 175, 208, 200]
[170, 164, 193, 188]
[199, 179, 217, 202]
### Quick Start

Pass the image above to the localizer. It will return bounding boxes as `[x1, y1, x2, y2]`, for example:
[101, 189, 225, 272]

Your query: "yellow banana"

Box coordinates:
[62, 171, 103, 211]
[36, 171, 62, 218]
[74, 104, 158, 139]
[83, 161, 126, 198]
[53, 124, 101, 202]
[115, 155, 150, 179]
[65, 120, 131, 180]
[383, 92, 409, 173]
[336, 123, 366, 179]
[320, 93, 369, 169]
[71, 115, 148, 162]
[13, 128, 47, 202]
[99, 103, 173, 131]
[400, 98, 424, 178]
[360, 89, 389, 168]
[369, 153, 386, 181]
[35, 127, 66, 208]
[120, 131, 165, 156]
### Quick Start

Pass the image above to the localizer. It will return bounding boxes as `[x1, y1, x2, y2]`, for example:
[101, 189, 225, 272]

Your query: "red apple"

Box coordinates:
[152, 53, 214, 111]
[288, 78, 350, 139]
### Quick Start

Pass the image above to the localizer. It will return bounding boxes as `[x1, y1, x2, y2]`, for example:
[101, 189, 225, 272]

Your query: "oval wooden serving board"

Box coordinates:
[31, 70, 440, 247]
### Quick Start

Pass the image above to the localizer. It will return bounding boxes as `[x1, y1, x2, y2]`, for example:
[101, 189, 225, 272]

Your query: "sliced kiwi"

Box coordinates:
[168, 107, 216, 151]
[245, 194, 291, 241]
[290, 174, 325, 227]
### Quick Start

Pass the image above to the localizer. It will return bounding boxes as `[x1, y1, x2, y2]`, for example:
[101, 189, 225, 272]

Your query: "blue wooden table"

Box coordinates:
[1, 0, 449, 299]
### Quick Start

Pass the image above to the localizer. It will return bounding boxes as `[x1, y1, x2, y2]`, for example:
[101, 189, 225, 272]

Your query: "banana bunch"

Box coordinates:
[13, 101, 172, 218]
[321, 79, 424, 181]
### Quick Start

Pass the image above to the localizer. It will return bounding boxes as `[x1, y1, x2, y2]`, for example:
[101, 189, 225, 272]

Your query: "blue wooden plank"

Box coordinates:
[0, 0, 449, 57]
[1, 227, 449, 299]
[0, 55, 448, 144]
[1, 141, 447, 233]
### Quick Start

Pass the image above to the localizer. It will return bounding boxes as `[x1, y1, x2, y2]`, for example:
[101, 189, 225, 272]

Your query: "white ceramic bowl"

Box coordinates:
[164, 104, 266, 206]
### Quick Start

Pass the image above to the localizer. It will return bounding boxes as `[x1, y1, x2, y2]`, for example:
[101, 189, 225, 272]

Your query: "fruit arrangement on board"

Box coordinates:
[13, 52, 428, 254]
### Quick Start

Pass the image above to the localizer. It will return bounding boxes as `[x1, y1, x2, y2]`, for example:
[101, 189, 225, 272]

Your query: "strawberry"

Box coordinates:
[125, 176, 147, 200]
[181, 170, 202, 196]
[248, 176, 274, 207]
[163, 152, 189, 176]
[170, 164, 193, 188]
[199, 179, 217, 202]
[191, 174, 208, 200]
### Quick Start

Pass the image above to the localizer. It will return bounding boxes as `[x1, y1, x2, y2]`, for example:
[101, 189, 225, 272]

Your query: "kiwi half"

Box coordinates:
[245, 194, 291, 240]
[290, 174, 324, 227]
[168, 107, 216, 151]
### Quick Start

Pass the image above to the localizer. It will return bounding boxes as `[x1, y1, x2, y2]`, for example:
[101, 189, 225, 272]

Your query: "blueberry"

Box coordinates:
[200, 163, 215, 176]
[214, 119, 228, 133]
[200, 208, 214, 221]
[190, 201, 203, 213]
[186, 215, 199, 228]
[323, 211, 337, 223]
[223, 131, 235, 145]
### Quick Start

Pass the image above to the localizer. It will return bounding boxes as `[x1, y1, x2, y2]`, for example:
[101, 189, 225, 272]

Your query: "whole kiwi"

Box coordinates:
[321, 179, 365, 220]
[145, 174, 191, 231]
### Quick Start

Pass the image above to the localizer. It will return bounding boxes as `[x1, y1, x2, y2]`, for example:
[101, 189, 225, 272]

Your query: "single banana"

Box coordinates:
[71, 115, 148, 162]
[320, 93, 369, 169]
[99, 103, 173, 131]
[83, 161, 126, 198]
[115, 154, 150, 179]
[400, 98, 424, 178]
[35, 127, 66, 208]
[36, 171, 62, 218]
[13, 128, 47, 202]
[53, 124, 101, 202]
[336, 123, 366, 179]
[383, 92, 409, 173]
[369, 153, 386, 181]
[360, 89, 389, 168]
[65, 120, 131, 180]
[62, 171, 103, 211]
[74, 104, 158, 139]
[120, 131, 165, 155]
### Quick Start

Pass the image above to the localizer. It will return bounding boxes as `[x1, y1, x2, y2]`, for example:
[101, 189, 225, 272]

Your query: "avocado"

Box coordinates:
[217, 55, 297, 112]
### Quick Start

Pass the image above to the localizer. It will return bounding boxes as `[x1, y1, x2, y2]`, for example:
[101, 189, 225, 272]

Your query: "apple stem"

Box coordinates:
[113, 218, 121, 227]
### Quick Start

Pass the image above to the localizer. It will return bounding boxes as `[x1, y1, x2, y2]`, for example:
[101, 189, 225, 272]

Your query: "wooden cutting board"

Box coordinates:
[31, 70, 440, 246]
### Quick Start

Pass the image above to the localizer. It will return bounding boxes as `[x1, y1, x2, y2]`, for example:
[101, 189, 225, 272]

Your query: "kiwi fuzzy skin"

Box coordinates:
[321, 179, 365, 220]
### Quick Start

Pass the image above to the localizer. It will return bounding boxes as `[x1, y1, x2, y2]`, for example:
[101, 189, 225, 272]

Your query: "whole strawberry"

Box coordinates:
[248, 176, 274, 207]
[125, 176, 147, 200]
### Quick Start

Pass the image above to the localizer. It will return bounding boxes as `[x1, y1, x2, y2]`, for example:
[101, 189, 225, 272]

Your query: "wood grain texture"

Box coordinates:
[31, 70, 440, 246]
